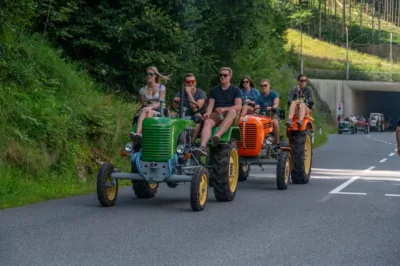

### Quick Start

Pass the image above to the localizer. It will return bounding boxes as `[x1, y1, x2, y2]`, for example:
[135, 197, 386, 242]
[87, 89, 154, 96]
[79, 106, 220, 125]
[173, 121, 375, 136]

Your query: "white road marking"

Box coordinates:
[327, 166, 375, 196]
[364, 166, 375, 172]
[385, 194, 400, 197]
[379, 158, 388, 163]
[389, 153, 395, 157]
[367, 135, 396, 145]
[329, 176, 366, 195]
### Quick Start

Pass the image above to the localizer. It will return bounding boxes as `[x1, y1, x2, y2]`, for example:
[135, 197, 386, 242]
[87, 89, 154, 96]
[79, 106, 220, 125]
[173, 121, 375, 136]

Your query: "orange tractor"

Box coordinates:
[237, 108, 314, 188]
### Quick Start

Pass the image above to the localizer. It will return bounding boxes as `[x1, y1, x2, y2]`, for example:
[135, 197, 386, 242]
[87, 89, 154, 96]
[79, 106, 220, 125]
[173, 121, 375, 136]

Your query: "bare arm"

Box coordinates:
[150, 90, 166, 110]
[273, 98, 280, 109]
[205, 98, 215, 114]
[140, 95, 146, 104]
[186, 91, 205, 111]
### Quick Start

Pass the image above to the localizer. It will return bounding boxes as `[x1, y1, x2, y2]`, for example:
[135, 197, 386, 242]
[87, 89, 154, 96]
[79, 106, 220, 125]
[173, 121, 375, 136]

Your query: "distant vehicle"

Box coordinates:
[369, 113, 385, 132]
[338, 120, 356, 134]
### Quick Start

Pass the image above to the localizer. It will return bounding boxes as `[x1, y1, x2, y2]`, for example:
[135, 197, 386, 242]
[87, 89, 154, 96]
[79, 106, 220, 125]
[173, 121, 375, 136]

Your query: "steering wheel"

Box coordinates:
[171, 99, 201, 114]
[254, 107, 277, 115]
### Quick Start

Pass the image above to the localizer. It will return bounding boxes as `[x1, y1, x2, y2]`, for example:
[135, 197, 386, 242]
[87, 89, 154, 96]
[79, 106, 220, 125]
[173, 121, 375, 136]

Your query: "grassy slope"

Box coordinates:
[0, 34, 138, 208]
[286, 28, 400, 72]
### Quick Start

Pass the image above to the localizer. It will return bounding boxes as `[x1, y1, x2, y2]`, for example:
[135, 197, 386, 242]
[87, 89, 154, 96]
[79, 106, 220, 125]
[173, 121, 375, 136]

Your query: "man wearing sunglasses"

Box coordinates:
[193, 67, 242, 156]
[285, 74, 314, 128]
[172, 73, 207, 140]
[254, 79, 281, 151]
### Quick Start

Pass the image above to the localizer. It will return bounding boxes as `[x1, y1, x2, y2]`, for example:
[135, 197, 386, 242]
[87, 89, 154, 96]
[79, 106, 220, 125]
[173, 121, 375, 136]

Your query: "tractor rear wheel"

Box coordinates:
[276, 151, 291, 190]
[289, 126, 312, 184]
[239, 164, 250, 182]
[210, 140, 239, 202]
[97, 163, 118, 207]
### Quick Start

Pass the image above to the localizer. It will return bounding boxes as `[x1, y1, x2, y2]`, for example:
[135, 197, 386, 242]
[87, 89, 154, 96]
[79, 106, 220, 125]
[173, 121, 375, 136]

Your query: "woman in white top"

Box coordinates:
[131, 66, 170, 140]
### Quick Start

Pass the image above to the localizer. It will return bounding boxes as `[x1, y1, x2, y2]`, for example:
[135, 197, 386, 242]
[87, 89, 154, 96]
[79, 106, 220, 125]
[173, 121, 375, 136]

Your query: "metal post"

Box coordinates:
[346, 27, 349, 80]
[390, 32, 393, 81]
[300, 24, 304, 74]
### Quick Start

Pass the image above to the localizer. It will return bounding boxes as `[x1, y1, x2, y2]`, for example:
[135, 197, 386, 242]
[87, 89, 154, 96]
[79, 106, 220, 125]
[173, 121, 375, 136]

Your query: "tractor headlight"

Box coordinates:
[266, 136, 274, 145]
[177, 144, 185, 154]
[125, 142, 134, 153]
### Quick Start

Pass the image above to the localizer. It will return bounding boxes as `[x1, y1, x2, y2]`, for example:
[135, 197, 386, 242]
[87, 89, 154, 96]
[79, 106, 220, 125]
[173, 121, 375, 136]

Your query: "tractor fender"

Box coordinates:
[281, 147, 294, 171]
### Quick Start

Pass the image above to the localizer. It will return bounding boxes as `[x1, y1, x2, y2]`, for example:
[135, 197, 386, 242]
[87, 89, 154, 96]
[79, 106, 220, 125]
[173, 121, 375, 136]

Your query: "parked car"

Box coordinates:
[369, 113, 385, 132]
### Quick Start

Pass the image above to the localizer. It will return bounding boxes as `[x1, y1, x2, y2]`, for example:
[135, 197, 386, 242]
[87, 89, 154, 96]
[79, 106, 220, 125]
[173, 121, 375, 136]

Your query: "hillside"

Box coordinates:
[0, 33, 139, 208]
[286, 28, 400, 79]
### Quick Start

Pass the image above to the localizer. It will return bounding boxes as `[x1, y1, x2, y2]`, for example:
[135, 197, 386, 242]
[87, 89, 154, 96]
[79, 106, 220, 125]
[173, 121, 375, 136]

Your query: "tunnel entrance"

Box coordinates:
[363, 91, 400, 130]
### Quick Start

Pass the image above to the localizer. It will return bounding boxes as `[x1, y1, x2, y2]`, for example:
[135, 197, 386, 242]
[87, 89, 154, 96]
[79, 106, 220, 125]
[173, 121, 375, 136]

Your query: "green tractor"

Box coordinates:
[96, 86, 240, 212]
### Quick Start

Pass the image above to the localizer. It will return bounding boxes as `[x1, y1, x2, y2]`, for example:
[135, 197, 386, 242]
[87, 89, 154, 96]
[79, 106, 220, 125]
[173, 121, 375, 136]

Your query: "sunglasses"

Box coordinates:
[261, 84, 269, 87]
[185, 80, 196, 85]
[146, 72, 155, 77]
[219, 74, 229, 78]
[243, 80, 249, 84]
[299, 79, 307, 82]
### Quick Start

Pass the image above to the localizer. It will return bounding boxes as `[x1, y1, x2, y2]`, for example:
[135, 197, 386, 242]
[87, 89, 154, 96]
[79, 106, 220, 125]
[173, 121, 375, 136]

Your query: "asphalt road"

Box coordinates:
[1, 132, 399, 266]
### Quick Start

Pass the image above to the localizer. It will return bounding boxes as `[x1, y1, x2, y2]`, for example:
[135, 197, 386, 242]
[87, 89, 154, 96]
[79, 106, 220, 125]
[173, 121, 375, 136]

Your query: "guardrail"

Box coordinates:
[303, 69, 400, 82]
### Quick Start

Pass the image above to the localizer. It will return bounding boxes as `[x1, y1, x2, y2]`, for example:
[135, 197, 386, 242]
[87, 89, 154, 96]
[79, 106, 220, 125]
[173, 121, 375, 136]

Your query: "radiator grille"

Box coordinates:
[237, 124, 257, 149]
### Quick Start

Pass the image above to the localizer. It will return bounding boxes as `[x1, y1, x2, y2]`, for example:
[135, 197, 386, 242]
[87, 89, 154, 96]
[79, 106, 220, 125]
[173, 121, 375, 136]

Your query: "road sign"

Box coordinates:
[337, 103, 343, 115]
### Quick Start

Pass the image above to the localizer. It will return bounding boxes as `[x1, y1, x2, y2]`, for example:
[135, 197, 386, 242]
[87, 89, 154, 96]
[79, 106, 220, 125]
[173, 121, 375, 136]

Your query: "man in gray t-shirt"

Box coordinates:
[172, 73, 207, 140]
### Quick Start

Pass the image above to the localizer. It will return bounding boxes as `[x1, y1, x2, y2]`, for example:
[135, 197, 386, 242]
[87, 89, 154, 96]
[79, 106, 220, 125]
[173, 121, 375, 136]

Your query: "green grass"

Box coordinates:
[0, 32, 139, 209]
[286, 28, 400, 72]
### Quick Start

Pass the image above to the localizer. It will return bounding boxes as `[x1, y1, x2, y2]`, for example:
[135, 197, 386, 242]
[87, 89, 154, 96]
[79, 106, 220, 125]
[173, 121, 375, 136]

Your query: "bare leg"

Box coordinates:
[191, 113, 203, 141]
[272, 119, 280, 144]
[299, 103, 306, 121]
[135, 110, 149, 134]
[200, 119, 216, 148]
[288, 101, 299, 120]
[214, 109, 237, 138]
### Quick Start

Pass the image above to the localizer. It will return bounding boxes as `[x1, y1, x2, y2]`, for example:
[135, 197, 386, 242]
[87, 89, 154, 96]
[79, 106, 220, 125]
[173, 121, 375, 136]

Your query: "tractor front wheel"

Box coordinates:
[276, 151, 291, 190]
[239, 164, 250, 182]
[97, 163, 118, 207]
[210, 140, 239, 202]
[190, 167, 209, 211]
[131, 163, 158, 198]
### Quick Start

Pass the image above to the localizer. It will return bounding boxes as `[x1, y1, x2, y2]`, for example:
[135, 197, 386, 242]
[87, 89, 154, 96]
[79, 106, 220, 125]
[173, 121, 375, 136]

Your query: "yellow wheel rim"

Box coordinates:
[228, 148, 239, 192]
[284, 158, 290, 184]
[106, 177, 117, 200]
[198, 173, 208, 206]
[304, 135, 312, 174]
[149, 183, 158, 189]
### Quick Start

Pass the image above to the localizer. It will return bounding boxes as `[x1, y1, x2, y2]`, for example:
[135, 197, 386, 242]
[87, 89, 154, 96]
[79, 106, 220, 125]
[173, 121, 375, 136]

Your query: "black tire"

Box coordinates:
[239, 164, 250, 182]
[276, 151, 291, 190]
[210, 140, 239, 202]
[131, 163, 158, 198]
[190, 167, 209, 211]
[289, 126, 312, 184]
[97, 163, 118, 207]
